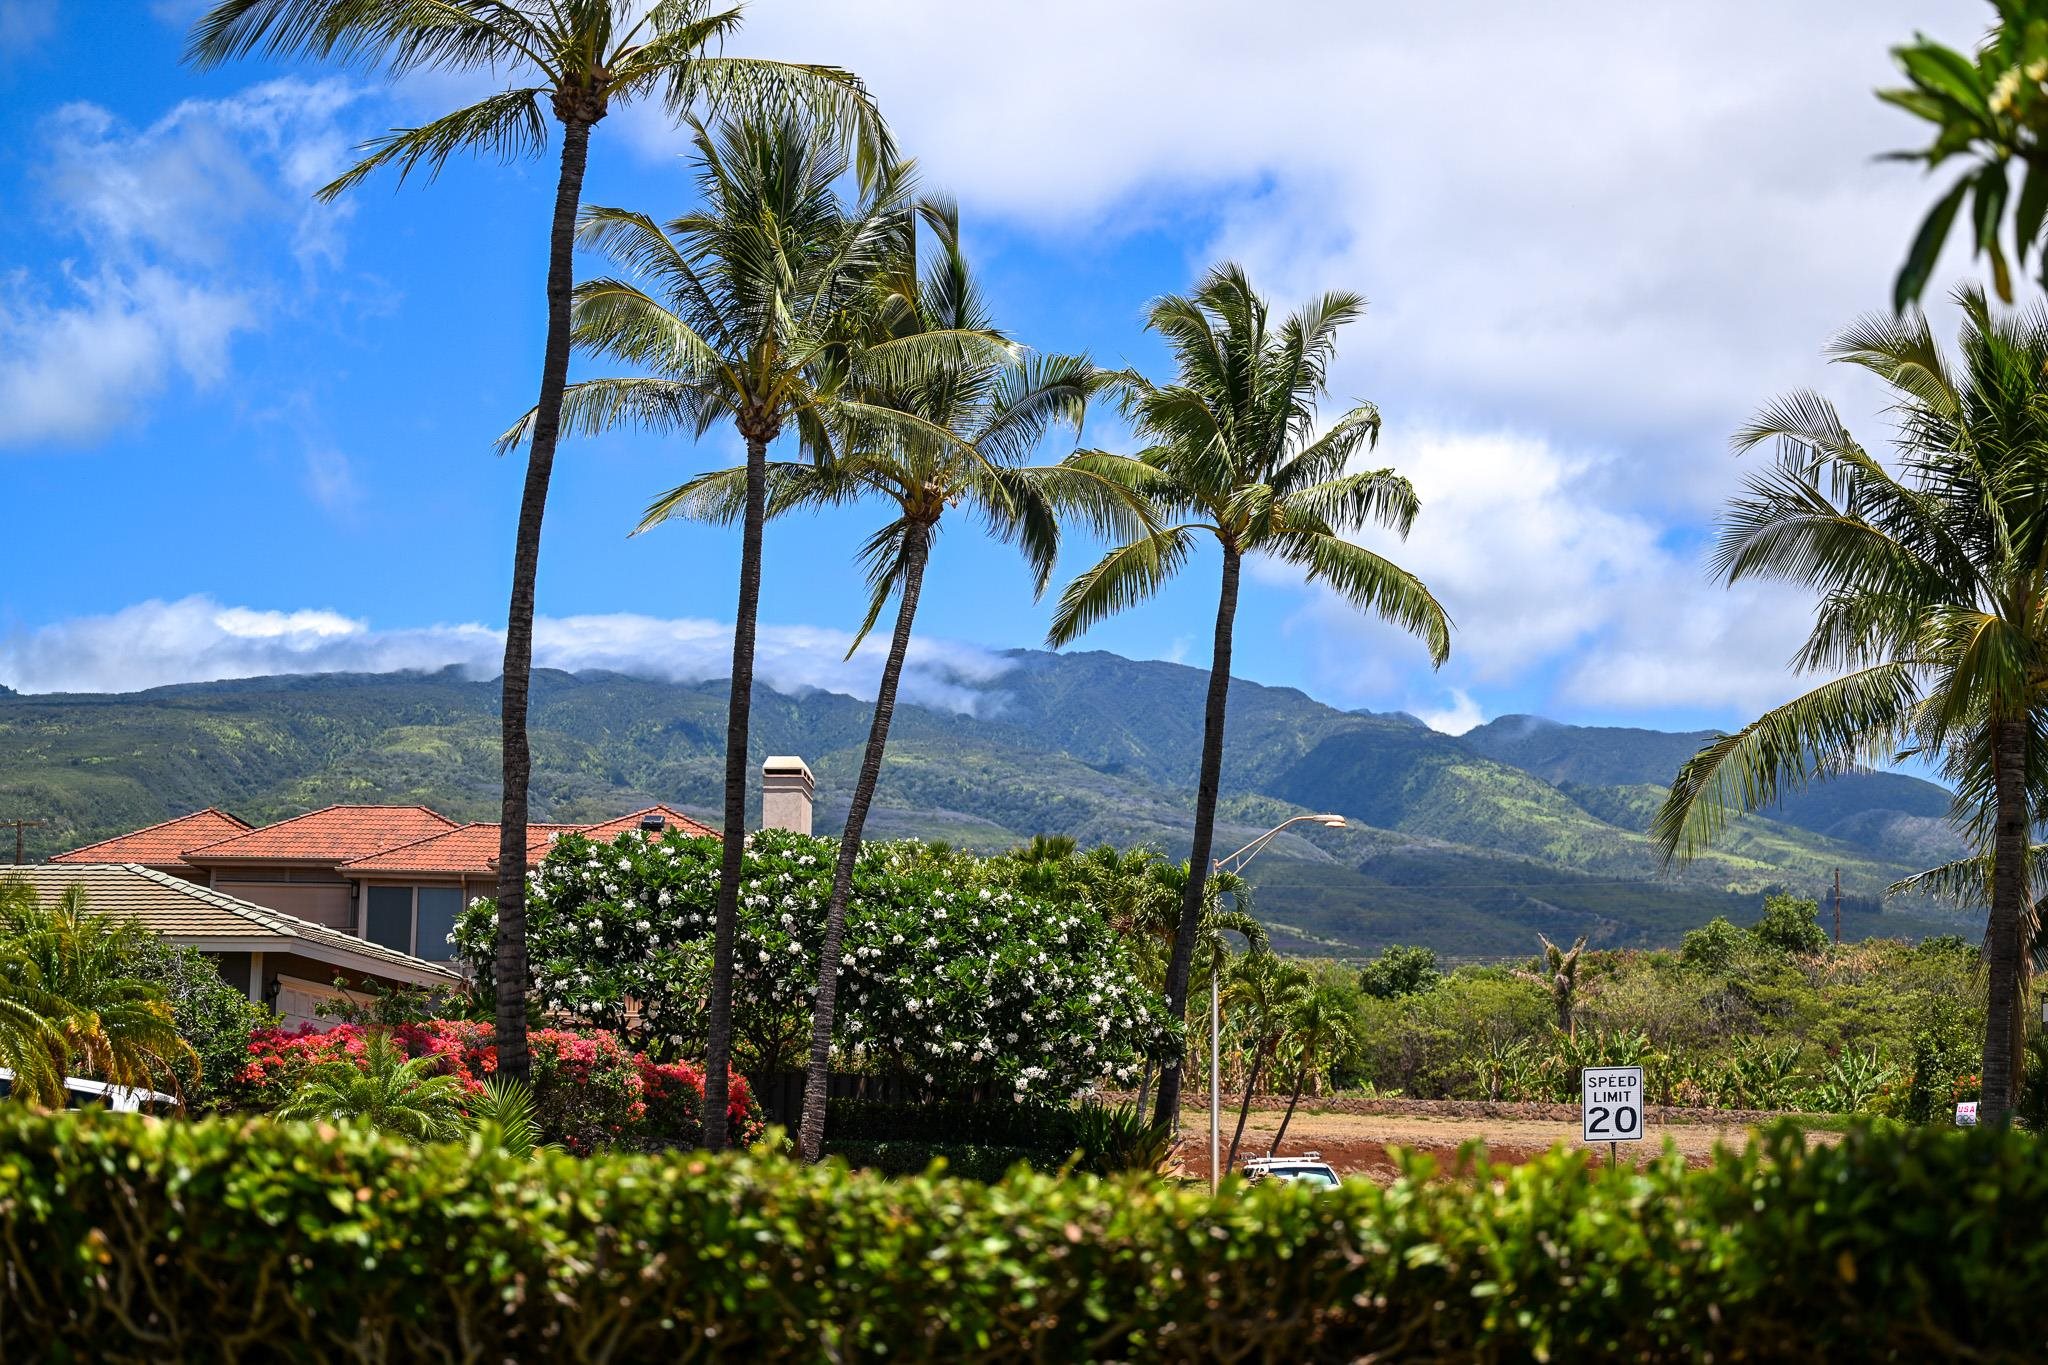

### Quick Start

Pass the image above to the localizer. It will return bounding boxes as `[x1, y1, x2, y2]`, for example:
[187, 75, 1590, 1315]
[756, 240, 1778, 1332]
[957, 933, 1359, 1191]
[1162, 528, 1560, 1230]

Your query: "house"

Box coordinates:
[51, 802, 721, 964]
[21, 760, 816, 1021]
[0, 862, 462, 1029]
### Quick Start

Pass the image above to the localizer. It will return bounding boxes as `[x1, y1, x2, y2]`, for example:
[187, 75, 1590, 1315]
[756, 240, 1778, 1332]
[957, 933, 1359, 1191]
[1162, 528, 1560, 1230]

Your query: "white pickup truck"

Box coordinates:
[1242, 1152, 1343, 1190]
[0, 1067, 175, 1112]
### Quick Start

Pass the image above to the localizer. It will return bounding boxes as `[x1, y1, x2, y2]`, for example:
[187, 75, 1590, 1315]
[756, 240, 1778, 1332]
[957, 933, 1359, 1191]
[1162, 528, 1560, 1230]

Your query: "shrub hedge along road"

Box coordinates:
[2, 1112, 2044, 1362]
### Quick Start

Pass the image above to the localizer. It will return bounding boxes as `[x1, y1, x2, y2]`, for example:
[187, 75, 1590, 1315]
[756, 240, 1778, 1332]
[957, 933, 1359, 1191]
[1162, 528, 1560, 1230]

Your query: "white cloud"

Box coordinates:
[0, 266, 253, 444]
[1416, 689, 1484, 737]
[1265, 423, 1821, 717]
[0, 79, 364, 450]
[0, 597, 1016, 714]
[301, 445, 360, 515]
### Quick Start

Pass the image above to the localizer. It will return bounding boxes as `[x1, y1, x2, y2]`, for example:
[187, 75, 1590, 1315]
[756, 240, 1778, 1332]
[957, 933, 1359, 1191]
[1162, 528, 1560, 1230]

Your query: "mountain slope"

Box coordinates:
[0, 655, 1970, 958]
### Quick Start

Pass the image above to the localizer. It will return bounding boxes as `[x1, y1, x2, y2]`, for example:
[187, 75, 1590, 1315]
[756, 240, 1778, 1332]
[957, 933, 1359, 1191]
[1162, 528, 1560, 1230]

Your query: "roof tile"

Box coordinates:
[51, 808, 251, 868]
[185, 805, 458, 865]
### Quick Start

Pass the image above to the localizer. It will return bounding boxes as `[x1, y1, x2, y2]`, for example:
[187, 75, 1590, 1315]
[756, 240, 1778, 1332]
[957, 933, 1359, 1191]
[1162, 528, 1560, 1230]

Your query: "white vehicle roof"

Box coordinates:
[0, 1066, 175, 1111]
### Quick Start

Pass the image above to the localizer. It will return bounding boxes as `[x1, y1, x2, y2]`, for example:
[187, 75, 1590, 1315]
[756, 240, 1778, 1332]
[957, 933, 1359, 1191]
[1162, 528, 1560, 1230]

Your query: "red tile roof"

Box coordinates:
[184, 805, 459, 865]
[577, 805, 720, 843]
[341, 822, 582, 876]
[341, 806, 717, 876]
[50, 808, 252, 868]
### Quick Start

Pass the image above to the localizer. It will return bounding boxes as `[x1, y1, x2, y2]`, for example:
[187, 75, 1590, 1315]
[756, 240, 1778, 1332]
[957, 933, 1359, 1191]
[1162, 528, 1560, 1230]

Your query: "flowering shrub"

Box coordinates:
[228, 1020, 759, 1153]
[637, 1059, 764, 1148]
[454, 830, 1177, 1100]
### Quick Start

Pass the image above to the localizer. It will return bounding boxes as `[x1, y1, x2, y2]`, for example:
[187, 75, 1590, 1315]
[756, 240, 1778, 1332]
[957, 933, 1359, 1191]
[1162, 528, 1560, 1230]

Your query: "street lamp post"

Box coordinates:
[1206, 812, 1348, 1192]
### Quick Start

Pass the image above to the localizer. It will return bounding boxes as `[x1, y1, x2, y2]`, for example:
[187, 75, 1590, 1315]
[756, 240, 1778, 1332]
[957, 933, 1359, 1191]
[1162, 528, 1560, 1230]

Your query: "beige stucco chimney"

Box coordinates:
[761, 756, 815, 835]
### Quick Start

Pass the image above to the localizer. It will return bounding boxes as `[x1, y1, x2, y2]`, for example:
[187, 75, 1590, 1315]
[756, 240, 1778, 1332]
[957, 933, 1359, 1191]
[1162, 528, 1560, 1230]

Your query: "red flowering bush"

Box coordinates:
[636, 1059, 764, 1148]
[230, 1019, 760, 1154]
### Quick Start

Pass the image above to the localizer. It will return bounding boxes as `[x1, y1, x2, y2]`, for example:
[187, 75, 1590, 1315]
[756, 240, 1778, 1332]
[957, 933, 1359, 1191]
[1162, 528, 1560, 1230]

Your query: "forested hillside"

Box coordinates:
[0, 652, 1969, 957]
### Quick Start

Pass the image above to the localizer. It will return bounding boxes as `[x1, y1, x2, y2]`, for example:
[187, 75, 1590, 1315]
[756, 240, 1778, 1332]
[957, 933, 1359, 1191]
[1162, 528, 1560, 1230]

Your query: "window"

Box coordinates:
[415, 888, 461, 962]
[364, 886, 413, 953]
[360, 885, 463, 961]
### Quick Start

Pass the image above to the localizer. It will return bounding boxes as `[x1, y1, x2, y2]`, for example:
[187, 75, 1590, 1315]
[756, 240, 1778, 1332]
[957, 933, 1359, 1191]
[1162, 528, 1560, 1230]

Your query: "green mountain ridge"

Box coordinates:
[0, 652, 1972, 959]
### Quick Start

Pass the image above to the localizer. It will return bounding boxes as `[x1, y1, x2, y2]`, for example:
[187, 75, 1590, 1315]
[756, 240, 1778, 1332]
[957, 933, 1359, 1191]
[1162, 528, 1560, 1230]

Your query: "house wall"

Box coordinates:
[204, 866, 351, 929]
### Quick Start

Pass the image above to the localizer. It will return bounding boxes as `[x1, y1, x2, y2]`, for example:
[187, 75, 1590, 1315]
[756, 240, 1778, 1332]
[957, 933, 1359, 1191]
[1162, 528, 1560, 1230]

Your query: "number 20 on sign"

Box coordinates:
[1582, 1065, 1644, 1168]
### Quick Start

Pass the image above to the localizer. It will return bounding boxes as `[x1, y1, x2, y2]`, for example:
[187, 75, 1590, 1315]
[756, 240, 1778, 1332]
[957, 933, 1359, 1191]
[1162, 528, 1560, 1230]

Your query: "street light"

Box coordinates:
[1205, 813, 1348, 1191]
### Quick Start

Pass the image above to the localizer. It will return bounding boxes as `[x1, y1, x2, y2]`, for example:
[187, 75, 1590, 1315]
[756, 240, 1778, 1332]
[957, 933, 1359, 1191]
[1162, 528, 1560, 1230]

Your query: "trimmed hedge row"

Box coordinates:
[3, 1112, 2047, 1360]
[825, 1095, 1089, 1146]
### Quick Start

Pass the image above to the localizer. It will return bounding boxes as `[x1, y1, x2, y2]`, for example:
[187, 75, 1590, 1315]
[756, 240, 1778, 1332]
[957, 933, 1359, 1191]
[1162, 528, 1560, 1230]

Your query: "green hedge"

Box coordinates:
[825, 1137, 1048, 1181]
[824, 1096, 1085, 1147]
[4, 1112, 2048, 1360]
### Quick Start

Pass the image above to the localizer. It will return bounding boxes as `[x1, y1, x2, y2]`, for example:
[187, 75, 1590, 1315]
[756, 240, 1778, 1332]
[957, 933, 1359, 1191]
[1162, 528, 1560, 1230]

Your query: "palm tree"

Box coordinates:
[1515, 932, 1588, 1038]
[1268, 976, 1359, 1156]
[275, 1029, 471, 1141]
[188, 0, 886, 1088]
[1147, 865, 1262, 1119]
[469, 1076, 560, 1158]
[1221, 950, 1306, 1171]
[510, 117, 1005, 1149]
[642, 201, 1148, 1161]
[1653, 288, 2048, 1122]
[1048, 264, 1451, 1128]
[0, 882, 192, 1106]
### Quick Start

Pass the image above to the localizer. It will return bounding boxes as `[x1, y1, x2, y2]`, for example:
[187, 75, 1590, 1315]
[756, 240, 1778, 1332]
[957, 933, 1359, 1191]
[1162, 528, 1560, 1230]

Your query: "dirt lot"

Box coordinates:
[1169, 1101, 1839, 1184]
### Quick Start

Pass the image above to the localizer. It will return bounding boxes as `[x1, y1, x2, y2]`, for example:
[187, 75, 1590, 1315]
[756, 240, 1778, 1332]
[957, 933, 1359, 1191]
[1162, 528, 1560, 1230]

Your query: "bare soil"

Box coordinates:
[1161, 1097, 1840, 1184]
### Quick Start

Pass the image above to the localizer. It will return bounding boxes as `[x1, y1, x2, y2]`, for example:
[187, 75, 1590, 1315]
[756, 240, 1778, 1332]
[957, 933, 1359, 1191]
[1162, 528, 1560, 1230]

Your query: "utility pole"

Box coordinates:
[1, 818, 46, 866]
[1833, 867, 1843, 946]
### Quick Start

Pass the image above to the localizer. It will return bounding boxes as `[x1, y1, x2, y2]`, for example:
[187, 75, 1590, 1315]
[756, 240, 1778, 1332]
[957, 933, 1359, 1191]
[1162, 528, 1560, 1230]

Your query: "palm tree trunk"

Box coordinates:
[1225, 1041, 1264, 1171]
[702, 431, 769, 1151]
[1135, 1058, 1154, 1116]
[797, 529, 931, 1162]
[1153, 544, 1241, 1130]
[1983, 714, 2030, 1123]
[492, 115, 593, 1087]
[1270, 1061, 1308, 1156]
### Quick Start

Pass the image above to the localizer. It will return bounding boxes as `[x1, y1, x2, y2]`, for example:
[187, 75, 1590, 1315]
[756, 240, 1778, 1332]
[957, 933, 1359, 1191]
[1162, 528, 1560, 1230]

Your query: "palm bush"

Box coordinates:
[273, 1030, 470, 1142]
[0, 881, 192, 1106]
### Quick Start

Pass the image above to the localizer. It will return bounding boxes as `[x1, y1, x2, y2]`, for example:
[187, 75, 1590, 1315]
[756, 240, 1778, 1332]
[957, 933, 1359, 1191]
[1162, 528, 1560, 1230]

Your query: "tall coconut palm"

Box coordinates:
[642, 200, 1150, 1161]
[1654, 288, 2048, 1123]
[189, 0, 885, 1087]
[506, 117, 1007, 1148]
[1048, 264, 1451, 1128]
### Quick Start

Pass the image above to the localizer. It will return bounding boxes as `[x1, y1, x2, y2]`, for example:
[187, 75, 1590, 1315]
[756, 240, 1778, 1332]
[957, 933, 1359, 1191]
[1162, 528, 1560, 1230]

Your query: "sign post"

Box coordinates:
[1582, 1065, 1645, 1169]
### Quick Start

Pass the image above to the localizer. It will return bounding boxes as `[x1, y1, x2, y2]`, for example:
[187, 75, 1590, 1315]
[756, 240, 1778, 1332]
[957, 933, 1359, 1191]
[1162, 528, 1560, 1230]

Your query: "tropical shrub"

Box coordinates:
[273, 1030, 470, 1142]
[1750, 894, 1830, 956]
[1357, 943, 1441, 999]
[124, 936, 274, 1109]
[453, 830, 1176, 1097]
[10, 1113, 2048, 1359]
[229, 1020, 761, 1152]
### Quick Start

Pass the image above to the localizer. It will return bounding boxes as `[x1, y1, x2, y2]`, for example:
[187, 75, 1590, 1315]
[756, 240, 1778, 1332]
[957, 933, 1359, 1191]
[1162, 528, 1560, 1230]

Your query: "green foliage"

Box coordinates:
[0, 880, 195, 1105]
[456, 829, 1174, 1093]
[1751, 894, 1829, 956]
[272, 1030, 469, 1142]
[1906, 996, 1985, 1125]
[1357, 943, 1441, 999]
[1680, 915, 1746, 971]
[12, 1112, 2048, 1358]
[1876, 3, 2048, 308]
[470, 1078, 558, 1160]
[123, 937, 274, 1110]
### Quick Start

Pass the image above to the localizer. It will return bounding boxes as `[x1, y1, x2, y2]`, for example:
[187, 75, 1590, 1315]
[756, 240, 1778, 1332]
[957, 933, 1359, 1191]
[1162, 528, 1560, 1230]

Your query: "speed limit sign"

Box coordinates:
[1582, 1066, 1644, 1144]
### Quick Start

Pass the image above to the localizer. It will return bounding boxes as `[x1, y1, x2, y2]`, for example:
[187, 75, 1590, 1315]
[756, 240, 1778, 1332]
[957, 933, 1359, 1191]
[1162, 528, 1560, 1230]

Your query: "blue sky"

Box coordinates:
[0, 0, 1992, 733]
